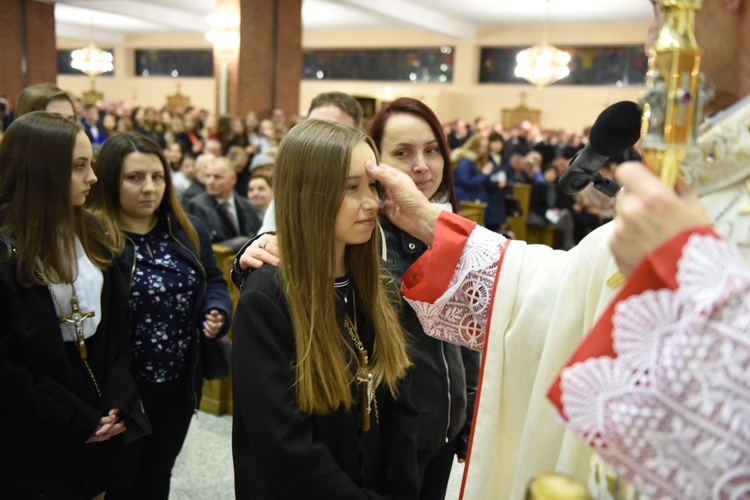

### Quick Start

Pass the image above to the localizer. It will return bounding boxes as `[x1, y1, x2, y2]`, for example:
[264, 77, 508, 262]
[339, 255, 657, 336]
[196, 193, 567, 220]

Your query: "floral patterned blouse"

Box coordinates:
[126, 225, 202, 383]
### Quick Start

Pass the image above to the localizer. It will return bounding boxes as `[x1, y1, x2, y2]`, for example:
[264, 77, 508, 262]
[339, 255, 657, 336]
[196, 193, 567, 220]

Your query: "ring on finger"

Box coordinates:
[258, 240, 268, 250]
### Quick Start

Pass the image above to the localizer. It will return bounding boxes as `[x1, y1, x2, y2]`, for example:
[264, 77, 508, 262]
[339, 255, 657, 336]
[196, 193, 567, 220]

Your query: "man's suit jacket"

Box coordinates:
[185, 192, 262, 251]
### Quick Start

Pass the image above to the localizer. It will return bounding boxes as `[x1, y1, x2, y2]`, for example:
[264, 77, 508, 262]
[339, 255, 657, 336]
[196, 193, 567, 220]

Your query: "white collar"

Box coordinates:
[683, 94, 750, 196]
[49, 236, 103, 343]
[215, 194, 235, 208]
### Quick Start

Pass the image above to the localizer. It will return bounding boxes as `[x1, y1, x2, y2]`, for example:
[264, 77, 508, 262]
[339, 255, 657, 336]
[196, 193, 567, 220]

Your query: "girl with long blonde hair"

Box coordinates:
[232, 119, 418, 498]
[453, 132, 493, 203]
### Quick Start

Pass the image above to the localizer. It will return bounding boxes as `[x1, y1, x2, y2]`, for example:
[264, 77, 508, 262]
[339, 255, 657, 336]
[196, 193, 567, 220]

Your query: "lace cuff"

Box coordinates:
[560, 234, 750, 499]
[403, 226, 506, 350]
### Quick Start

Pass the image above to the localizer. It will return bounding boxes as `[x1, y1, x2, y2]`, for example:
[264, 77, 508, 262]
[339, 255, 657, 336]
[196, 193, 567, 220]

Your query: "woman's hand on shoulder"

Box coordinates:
[239, 234, 279, 271]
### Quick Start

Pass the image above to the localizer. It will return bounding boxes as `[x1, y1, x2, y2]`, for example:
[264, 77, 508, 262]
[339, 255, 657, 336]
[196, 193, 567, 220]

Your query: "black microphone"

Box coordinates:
[559, 101, 642, 197]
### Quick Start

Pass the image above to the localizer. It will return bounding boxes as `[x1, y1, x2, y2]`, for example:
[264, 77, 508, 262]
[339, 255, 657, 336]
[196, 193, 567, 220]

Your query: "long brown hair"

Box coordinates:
[0, 112, 116, 285]
[275, 119, 411, 414]
[87, 132, 199, 252]
[14, 83, 75, 119]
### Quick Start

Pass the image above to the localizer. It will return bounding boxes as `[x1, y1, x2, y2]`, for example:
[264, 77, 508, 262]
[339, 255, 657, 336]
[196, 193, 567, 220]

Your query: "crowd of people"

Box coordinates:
[1, 0, 749, 497]
[0, 84, 620, 253]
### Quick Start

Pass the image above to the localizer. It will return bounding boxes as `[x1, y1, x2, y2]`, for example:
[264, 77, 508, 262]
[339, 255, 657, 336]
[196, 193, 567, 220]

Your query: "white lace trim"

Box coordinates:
[403, 226, 505, 351]
[560, 234, 750, 499]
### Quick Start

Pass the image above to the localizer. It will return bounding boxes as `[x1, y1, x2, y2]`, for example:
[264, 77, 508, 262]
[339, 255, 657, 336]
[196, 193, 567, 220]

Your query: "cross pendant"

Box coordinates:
[356, 349, 374, 432]
[59, 296, 95, 360]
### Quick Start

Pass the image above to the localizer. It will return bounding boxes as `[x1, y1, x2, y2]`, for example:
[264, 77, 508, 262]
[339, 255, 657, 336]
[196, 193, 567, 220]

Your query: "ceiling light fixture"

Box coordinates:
[71, 19, 113, 105]
[71, 41, 113, 77]
[206, 8, 240, 115]
[206, 10, 240, 57]
[514, 0, 570, 89]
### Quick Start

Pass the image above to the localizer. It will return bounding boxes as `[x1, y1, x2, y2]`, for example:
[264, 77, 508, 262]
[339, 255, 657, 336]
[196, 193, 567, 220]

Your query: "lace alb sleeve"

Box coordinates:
[560, 234, 750, 499]
[403, 226, 506, 351]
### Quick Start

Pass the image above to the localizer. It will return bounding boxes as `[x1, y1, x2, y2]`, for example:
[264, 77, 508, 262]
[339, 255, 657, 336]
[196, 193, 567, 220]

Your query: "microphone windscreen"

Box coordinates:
[589, 101, 642, 157]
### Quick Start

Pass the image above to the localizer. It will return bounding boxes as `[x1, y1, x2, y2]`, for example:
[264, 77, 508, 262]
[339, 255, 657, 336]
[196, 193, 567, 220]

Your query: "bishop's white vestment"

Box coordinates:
[400, 95, 750, 499]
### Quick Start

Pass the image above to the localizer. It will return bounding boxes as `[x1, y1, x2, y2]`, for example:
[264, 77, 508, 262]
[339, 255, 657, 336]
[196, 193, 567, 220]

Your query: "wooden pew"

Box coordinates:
[506, 183, 559, 248]
[199, 244, 238, 416]
[459, 201, 487, 226]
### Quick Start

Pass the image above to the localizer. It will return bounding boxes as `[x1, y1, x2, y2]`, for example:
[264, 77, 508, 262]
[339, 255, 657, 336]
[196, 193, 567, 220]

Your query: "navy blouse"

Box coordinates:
[126, 224, 202, 383]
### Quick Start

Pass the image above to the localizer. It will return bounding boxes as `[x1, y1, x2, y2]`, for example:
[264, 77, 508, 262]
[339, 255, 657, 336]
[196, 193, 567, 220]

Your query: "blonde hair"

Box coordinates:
[454, 133, 488, 169]
[275, 119, 411, 414]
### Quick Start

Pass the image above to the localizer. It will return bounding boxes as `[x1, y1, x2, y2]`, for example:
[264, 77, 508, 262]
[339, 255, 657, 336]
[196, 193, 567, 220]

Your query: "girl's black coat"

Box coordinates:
[232, 265, 419, 499]
[0, 240, 150, 498]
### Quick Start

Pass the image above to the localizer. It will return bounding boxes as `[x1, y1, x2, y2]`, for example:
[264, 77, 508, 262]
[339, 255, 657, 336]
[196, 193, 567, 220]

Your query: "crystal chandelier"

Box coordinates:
[71, 42, 113, 77]
[514, 0, 570, 89]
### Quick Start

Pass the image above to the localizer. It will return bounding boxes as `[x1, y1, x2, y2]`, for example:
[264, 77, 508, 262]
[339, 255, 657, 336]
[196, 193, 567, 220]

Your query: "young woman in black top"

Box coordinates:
[0, 112, 149, 498]
[232, 119, 419, 499]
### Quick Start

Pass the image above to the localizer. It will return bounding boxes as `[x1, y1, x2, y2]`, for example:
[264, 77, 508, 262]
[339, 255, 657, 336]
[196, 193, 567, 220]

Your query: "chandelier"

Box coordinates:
[514, 0, 570, 89]
[206, 8, 240, 115]
[206, 9, 240, 57]
[71, 42, 113, 77]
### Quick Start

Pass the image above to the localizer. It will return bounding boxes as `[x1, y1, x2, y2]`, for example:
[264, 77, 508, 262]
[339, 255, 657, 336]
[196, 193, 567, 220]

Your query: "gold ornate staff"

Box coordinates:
[596, 7, 716, 498]
[608, 0, 712, 290]
[639, 0, 712, 188]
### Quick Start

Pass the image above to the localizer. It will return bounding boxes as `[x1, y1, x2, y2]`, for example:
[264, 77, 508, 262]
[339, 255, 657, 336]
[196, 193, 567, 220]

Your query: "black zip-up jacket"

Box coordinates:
[0, 236, 151, 497]
[379, 217, 479, 454]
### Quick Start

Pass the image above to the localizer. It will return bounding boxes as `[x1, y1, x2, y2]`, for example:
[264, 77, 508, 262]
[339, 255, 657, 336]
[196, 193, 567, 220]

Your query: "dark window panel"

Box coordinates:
[479, 45, 647, 86]
[134, 50, 214, 77]
[57, 49, 115, 76]
[302, 47, 454, 83]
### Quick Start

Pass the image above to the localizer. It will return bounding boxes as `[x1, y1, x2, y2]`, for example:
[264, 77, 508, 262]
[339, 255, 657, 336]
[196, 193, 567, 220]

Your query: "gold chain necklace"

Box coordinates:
[341, 289, 379, 431]
[46, 278, 102, 399]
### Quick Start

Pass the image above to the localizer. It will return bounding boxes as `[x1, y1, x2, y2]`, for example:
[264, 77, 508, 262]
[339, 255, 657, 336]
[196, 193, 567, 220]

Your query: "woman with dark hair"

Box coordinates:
[87, 132, 232, 500]
[14, 82, 76, 121]
[369, 97, 480, 500]
[0, 112, 149, 498]
[232, 119, 418, 498]
[134, 106, 166, 149]
[225, 116, 250, 154]
[205, 114, 232, 153]
[484, 132, 515, 233]
[164, 141, 184, 172]
[174, 113, 205, 156]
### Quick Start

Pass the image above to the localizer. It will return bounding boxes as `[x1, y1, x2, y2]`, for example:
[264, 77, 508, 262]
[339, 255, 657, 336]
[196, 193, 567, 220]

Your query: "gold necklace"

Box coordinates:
[46, 279, 102, 399]
[342, 289, 379, 431]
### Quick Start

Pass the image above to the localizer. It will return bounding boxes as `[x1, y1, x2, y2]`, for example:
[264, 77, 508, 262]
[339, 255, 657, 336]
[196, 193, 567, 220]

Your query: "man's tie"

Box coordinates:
[222, 202, 239, 234]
